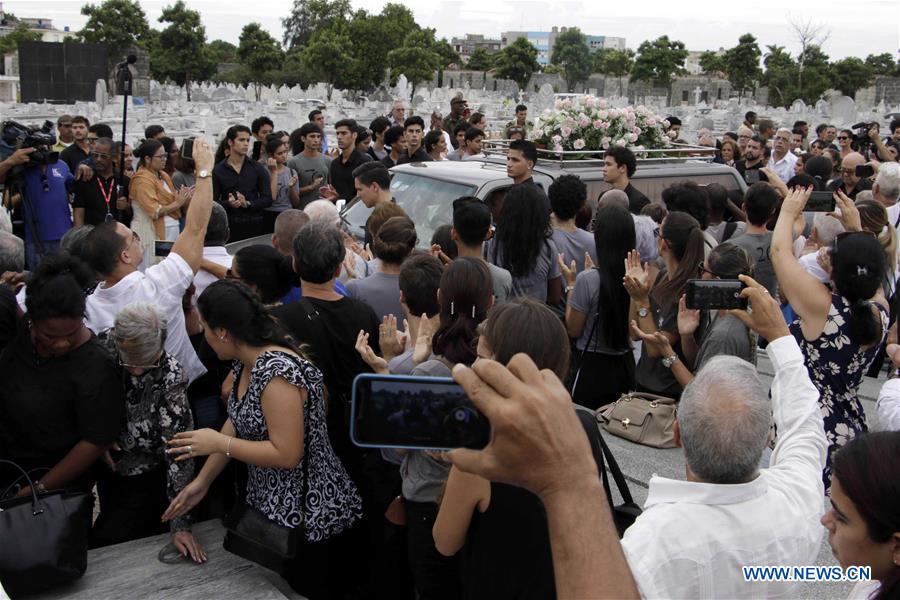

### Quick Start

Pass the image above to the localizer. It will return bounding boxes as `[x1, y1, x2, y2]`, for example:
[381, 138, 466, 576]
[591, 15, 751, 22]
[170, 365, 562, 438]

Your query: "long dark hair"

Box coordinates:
[490, 184, 551, 278]
[482, 298, 570, 378]
[832, 432, 900, 600]
[197, 280, 299, 353]
[134, 139, 163, 171]
[652, 212, 706, 311]
[233, 245, 297, 304]
[593, 203, 635, 350]
[432, 257, 492, 366]
[831, 232, 886, 347]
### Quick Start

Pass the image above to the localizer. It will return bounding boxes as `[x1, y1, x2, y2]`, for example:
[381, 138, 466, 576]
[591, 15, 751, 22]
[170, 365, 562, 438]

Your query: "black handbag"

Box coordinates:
[575, 409, 643, 537]
[0, 459, 93, 597]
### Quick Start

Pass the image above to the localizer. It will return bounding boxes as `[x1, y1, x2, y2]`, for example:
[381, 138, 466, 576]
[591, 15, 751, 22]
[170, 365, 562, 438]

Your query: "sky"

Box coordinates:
[7, 0, 899, 60]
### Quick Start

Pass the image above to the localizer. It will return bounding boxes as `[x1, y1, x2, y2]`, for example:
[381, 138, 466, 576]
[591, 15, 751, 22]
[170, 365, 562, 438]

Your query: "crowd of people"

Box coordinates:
[0, 97, 897, 600]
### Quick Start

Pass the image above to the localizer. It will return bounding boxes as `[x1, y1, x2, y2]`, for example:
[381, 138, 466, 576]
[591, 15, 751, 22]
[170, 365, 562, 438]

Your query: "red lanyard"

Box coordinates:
[97, 177, 114, 215]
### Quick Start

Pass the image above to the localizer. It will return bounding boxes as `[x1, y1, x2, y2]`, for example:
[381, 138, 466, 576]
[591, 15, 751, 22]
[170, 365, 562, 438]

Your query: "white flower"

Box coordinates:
[573, 138, 586, 150]
[552, 134, 562, 144]
[561, 126, 572, 138]
[593, 119, 604, 129]
[628, 132, 638, 143]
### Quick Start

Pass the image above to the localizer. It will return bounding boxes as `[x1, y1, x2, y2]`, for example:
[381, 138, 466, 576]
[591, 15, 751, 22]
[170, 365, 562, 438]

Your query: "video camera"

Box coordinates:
[1, 120, 59, 168]
[850, 121, 877, 156]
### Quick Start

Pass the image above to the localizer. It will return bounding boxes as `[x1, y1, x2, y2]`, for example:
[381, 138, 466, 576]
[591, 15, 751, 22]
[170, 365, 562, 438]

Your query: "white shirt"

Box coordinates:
[621, 336, 827, 599]
[877, 379, 900, 431]
[799, 250, 830, 283]
[193, 245, 233, 299]
[767, 151, 798, 183]
[86, 252, 207, 384]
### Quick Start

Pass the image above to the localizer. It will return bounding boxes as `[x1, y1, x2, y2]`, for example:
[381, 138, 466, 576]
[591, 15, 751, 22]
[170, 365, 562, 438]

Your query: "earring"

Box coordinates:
[219, 335, 226, 342]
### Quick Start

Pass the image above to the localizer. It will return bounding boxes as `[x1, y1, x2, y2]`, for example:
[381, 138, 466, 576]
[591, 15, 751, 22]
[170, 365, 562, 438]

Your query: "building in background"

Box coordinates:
[451, 34, 502, 64]
[0, 6, 76, 101]
[502, 27, 626, 66]
[684, 49, 726, 76]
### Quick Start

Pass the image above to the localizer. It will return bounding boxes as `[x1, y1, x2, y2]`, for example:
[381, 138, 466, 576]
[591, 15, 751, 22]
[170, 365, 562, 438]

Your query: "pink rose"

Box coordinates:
[580, 117, 591, 128]
[573, 138, 586, 150]
[628, 133, 639, 143]
[593, 120, 604, 129]
[601, 136, 612, 148]
[633, 127, 642, 135]
[561, 126, 572, 138]
[551, 134, 562, 144]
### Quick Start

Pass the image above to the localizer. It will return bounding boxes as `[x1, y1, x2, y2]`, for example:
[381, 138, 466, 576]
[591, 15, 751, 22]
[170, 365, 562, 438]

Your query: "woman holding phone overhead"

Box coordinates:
[772, 186, 888, 491]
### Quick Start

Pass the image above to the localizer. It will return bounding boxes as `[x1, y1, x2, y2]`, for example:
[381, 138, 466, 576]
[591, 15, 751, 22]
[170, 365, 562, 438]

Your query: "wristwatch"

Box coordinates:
[196, 169, 210, 179]
[637, 306, 650, 318]
[662, 354, 679, 369]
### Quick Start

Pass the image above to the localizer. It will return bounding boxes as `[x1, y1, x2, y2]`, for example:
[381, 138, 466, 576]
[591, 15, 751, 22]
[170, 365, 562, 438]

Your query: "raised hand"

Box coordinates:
[727, 274, 791, 342]
[355, 330, 389, 374]
[829, 189, 862, 232]
[622, 250, 650, 300]
[557, 253, 577, 288]
[584, 252, 595, 271]
[629, 320, 674, 357]
[379, 314, 408, 361]
[413, 313, 438, 365]
[677, 295, 701, 336]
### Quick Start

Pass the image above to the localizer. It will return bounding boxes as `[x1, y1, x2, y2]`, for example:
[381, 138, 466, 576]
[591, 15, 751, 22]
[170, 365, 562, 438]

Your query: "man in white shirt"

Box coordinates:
[767, 127, 799, 183]
[194, 202, 232, 298]
[620, 275, 827, 598]
[81, 139, 215, 385]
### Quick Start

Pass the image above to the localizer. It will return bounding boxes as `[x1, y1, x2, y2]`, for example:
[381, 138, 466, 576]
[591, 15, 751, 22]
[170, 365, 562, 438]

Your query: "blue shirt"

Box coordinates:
[22, 162, 74, 243]
[281, 279, 350, 304]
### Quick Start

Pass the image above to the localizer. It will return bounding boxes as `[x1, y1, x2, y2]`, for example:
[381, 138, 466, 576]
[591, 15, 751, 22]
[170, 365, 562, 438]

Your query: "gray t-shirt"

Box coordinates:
[171, 171, 195, 191]
[287, 153, 331, 208]
[401, 357, 453, 502]
[487, 238, 561, 302]
[552, 228, 597, 274]
[729, 231, 777, 296]
[345, 271, 403, 322]
[693, 312, 756, 371]
[706, 221, 747, 244]
[388, 348, 415, 375]
[487, 262, 513, 304]
[268, 166, 300, 212]
[568, 268, 630, 354]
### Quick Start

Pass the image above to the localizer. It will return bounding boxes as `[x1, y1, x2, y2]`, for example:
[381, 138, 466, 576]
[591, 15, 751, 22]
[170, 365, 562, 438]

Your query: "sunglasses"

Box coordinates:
[837, 136, 850, 141]
[118, 353, 162, 371]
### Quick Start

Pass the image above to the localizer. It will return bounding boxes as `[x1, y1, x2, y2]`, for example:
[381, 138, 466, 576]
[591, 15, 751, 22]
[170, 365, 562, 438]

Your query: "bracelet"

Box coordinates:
[34, 480, 47, 493]
[225, 436, 233, 457]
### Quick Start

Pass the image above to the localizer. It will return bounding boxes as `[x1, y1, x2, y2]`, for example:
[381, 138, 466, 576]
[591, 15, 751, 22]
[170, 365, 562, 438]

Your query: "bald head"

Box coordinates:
[598, 189, 629, 211]
[273, 209, 310, 256]
[840, 152, 866, 188]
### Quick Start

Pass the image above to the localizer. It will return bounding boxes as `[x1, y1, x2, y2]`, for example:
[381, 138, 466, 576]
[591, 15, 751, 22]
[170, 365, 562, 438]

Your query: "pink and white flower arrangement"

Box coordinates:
[531, 96, 669, 152]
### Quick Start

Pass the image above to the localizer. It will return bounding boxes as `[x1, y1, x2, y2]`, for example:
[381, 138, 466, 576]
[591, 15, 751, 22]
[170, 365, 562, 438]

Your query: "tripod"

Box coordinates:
[115, 57, 136, 198]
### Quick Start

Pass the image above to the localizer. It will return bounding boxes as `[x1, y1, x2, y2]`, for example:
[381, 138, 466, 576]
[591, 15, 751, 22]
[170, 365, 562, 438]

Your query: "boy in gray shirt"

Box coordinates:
[287, 122, 331, 208]
[451, 196, 513, 303]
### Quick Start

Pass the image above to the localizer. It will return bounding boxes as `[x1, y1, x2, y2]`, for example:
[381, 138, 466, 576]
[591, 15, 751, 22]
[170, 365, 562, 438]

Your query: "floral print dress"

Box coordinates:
[789, 293, 888, 491]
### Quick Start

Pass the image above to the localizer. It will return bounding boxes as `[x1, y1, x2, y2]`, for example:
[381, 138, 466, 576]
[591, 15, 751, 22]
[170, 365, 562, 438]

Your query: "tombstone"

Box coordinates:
[395, 74, 410, 100]
[95, 79, 108, 110]
[814, 98, 830, 115]
[829, 94, 856, 126]
[789, 98, 807, 113]
[693, 86, 703, 105]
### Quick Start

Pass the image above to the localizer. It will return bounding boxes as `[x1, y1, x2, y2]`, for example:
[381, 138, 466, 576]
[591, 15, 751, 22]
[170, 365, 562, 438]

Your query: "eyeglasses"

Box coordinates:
[697, 261, 722, 278]
[87, 137, 98, 145]
[118, 353, 162, 371]
[840, 168, 857, 177]
[153, 153, 166, 159]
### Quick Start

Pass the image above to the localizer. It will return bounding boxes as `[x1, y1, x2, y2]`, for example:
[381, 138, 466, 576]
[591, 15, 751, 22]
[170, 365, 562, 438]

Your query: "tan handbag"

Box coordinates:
[600, 392, 678, 449]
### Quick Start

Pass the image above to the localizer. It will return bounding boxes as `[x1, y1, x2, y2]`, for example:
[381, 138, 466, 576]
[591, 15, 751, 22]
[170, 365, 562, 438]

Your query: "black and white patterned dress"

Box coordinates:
[228, 350, 362, 542]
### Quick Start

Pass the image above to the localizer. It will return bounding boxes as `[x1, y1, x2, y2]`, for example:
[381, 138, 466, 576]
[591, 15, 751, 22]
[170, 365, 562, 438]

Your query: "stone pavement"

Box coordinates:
[600, 349, 889, 599]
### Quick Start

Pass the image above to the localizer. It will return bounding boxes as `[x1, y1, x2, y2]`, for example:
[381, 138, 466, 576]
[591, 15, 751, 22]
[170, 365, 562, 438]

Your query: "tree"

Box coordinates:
[434, 38, 459, 87]
[207, 39, 238, 64]
[150, 1, 215, 101]
[299, 27, 353, 99]
[788, 15, 829, 94]
[698, 50, 725, 74]
[550, 27, 593, 92]
[0, 23, 41, 56]
[466, 47, 493, 72]
[762, 44, 798, 108]
[281, 0, 350, 50]
[631, 35, 688, 103]
[796, 44, 830, 104]
[493, 36, 540, 91]
[865, 53, 900, 77]
[387, 28, 442, 97]
[594, 48, 634, 95]
[830, 57, 873, 99]
[78, 0, 151, 57]
[237, 23, 284, 101]
[723, 34, 762, 98]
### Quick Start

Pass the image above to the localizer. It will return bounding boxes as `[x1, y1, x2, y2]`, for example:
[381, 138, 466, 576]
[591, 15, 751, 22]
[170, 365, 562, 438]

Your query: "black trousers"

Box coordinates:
[91, 466, 168, 548]
[282, 520, 367, 600]
[406, 499, 461, 600]
[571, 350, 635, 410]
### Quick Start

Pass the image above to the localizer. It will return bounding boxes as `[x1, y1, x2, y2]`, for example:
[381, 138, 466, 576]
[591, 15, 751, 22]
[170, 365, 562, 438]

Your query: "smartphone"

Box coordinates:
[181, 137, 195, 160]
[685, 279, 748, 310]
[744, 169, 760, 184]
[855, 164, 874, 179]
[806, 191, 836, 212]
[154, 240, 175, 257]
[252, 140, 261, 161]
[351, 374, 491, 451]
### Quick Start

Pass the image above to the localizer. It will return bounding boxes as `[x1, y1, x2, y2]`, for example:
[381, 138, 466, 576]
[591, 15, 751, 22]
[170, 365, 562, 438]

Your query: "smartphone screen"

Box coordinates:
[154, 240, 175, 257]
[855, 164, 874, 179]
[744, 169, 760, 184]
[181, 137, 194, 160]
[685, 279, 748, 310]
[351, 374, 490, 451]
[806, 191, 836, 212]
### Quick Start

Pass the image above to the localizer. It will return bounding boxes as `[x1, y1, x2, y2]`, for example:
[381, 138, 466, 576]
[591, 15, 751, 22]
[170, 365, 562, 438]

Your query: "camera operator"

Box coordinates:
[865, 123, 895, 163]
[828, 152, 872, 200]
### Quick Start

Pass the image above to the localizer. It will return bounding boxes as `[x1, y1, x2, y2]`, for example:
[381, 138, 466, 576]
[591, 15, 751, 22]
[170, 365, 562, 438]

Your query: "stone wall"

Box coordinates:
[855, 76, 900, 107]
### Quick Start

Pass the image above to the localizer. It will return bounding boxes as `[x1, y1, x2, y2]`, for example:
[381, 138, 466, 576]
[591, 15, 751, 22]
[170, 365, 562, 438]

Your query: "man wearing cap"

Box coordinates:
[52, 115, 74, 152]
[442, 96, 468, 146]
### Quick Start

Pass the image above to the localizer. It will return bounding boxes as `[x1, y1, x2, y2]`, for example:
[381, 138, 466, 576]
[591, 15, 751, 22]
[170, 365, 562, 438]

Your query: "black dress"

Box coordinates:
[462, 483, 556, 600]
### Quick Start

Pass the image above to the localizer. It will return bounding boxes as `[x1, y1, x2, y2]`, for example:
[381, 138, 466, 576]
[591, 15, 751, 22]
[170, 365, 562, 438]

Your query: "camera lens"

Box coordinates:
[453, 407, 473, 423]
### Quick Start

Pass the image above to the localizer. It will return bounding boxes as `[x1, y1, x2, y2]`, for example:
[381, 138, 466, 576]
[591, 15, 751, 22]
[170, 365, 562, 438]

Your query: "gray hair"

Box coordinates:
[874, 161, 900, 202]
[632, 215, 659, 262]
[0, 231, 24, 273]
[775, 127, 793, 138]
[60, 225, 95, 257]
[678, 355, 771, 484]
[812, 212, 844, 247]
[304, 199, 340, 227]
[205, 203, 229, 245]
[273, 209, 310, 255]
[293, 219, 345, 284]
[113, 302, 167, 365]
[598, 189, 629, 211]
